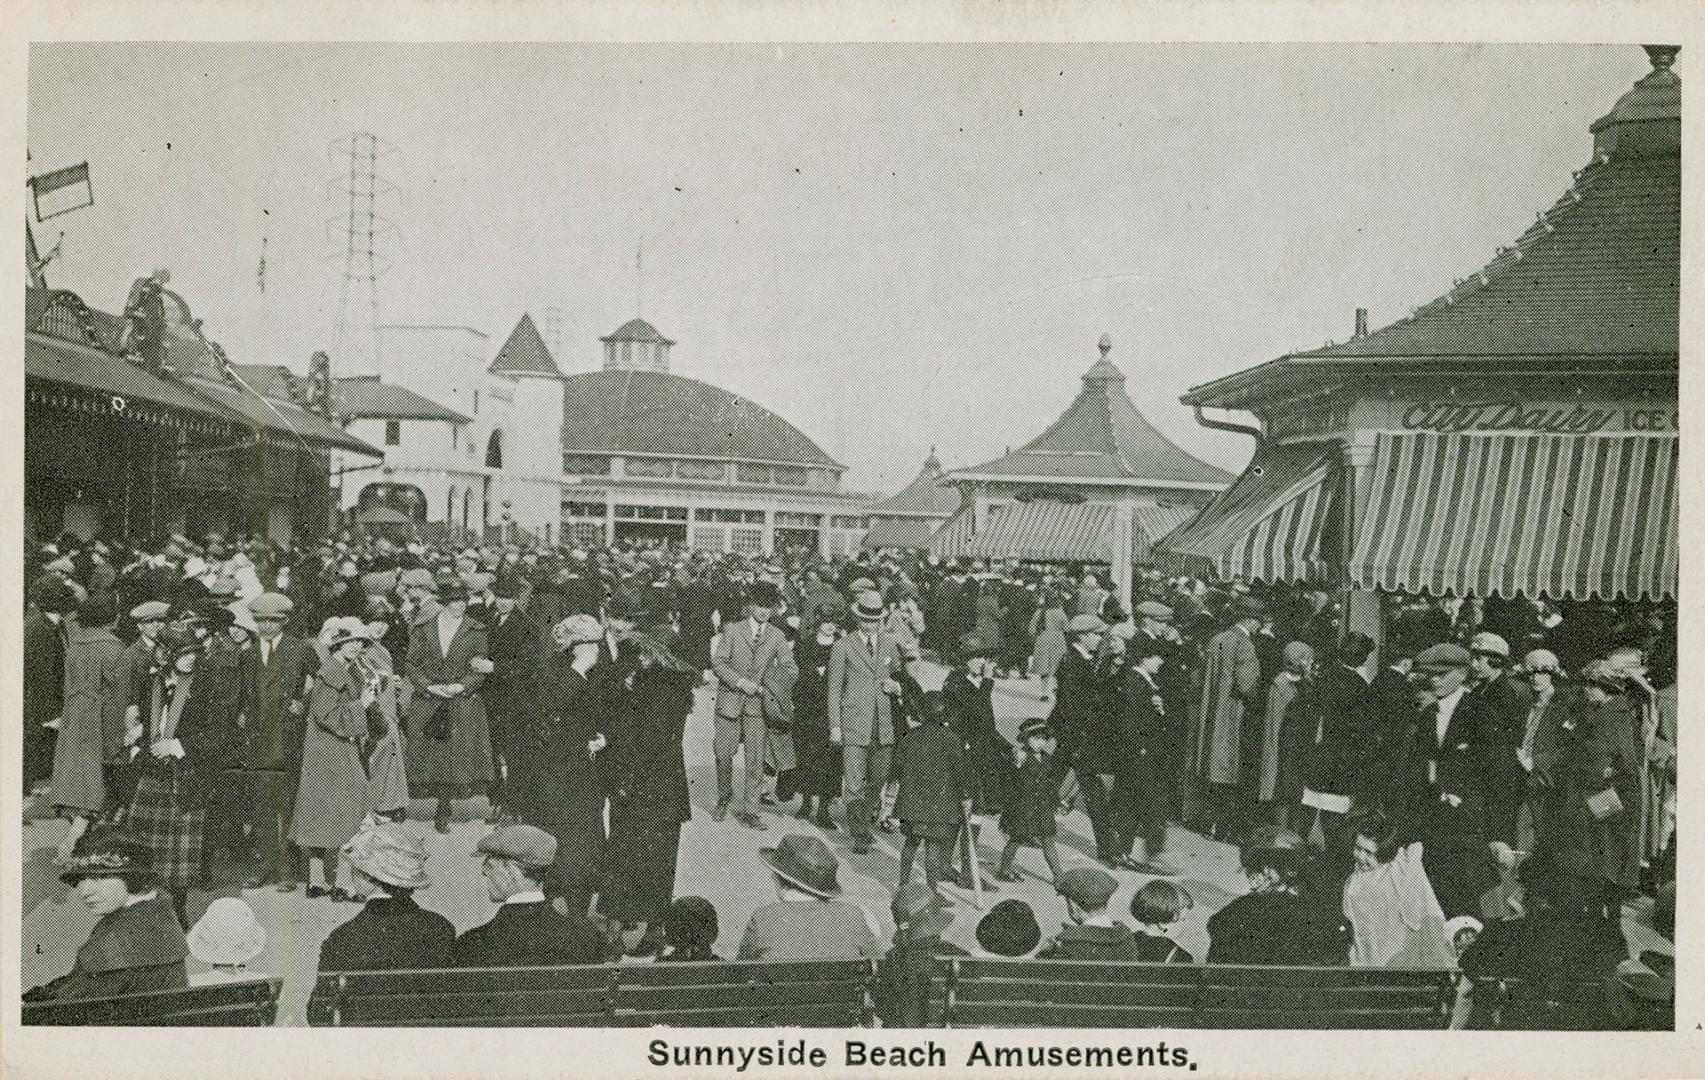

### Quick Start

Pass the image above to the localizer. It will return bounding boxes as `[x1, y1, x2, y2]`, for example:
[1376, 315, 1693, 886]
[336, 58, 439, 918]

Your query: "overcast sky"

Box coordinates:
[27, 43, 1643, 493]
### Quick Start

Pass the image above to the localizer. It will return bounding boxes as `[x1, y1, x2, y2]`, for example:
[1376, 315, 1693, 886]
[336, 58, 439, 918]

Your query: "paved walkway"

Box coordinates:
[21, 663, 1668, 1026]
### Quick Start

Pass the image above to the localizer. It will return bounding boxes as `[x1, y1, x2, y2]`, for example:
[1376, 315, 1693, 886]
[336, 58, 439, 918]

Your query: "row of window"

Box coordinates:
[559, 453, 822, 487]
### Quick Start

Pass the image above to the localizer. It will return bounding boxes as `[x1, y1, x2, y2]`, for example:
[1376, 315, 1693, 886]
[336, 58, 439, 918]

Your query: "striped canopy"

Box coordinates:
[1349, 431, 1678, 601]
[1154, 441, 1341, 584]
[928, 505, 977, 558]
[965, 501, 1117, 562]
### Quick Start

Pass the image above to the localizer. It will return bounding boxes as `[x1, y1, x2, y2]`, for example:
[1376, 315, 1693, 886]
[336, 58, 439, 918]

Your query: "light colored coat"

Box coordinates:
[1191, 625, 1262, 786]
[712, 619, 796, 720]
[289, 654, 370, 849]
[827, 628, 906, 748]
[50, 626, 129, 814]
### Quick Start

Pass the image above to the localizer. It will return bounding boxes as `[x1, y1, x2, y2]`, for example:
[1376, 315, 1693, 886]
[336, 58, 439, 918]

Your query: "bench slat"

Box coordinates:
[1196, 966, 1450, 989]
[956, 959, 1201, 985]
[1199, 1007, 1445, 1030]
[618, 981, 863, 1011]
[621, 960, 870, 986]
[1198, 986, 1444, 1011]
[611, 1002, 863, 1028]
[951, 1003, 1198, 1028]
[23, 979, 281, 1027]
[316, 966, 616, 995]
[955, 981, 1198, 1007]
[329, 990, 611, 1024]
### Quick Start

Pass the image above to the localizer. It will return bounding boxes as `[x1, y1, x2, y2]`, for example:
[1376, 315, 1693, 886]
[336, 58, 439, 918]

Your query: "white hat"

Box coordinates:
[187, 897, 267, 967]
[1469, 631, 1510, 658]
[319, 616, 375, 649]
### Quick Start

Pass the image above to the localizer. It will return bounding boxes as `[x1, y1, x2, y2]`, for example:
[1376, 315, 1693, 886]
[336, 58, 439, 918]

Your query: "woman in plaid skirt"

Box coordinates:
[125, 627, 218, 928]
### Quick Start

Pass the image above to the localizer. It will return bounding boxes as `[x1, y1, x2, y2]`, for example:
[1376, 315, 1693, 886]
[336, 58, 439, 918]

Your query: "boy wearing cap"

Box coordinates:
[1040, 867, 1142, 960]
[25, 836, 189, 1001]
[454, 825, 604, 967]
[875, 883, 969, 1027]
[235, 592, 315, 890]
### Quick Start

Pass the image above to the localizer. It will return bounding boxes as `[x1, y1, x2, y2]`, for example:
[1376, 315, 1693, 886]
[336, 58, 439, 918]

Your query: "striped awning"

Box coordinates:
[965, 501, 1118, 563]
[862, 516, 941, 551]
[1348, 431, 1678, 601]
[1133, 504, 1200, 562]
[1153, 441, 1340, 584]
[928, 505, 977, 558]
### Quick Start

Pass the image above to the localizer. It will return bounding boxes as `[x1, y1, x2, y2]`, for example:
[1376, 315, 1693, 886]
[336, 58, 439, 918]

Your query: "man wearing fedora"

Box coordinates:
[828, 590, 909, 854]
[481, 577, 541, 825]
[453, 825, 604, 967]
[711, 580, 796, 829]
[316, 820, 454, 974]
[738, 834, 883, 961]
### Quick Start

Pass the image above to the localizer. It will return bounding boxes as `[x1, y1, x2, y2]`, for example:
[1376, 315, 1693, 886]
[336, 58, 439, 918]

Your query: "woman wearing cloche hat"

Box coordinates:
[738, 834, 883, 962]
[289, 618, 378, 903]
[314, 819, 454, 975]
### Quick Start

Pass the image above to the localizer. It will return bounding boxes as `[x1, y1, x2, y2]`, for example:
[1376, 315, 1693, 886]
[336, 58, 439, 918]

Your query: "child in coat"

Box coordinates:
[892, 692, 970, 892]
[996, 719, 1066, 883]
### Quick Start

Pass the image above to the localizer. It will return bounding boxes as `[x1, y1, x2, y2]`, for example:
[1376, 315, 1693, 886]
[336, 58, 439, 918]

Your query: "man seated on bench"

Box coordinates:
[23, 835, 189, 1002]
[317, 820, 455, 973]
[1038, 868, 1143, 960]
[453, 825, 604, 967]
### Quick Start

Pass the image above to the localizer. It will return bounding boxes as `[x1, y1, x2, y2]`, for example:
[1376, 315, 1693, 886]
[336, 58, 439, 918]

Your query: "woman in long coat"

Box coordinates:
[600, 632, 698, 949]
[973, 579, 1006, 658]
[289, 619, 376, 900]
[783, 606, 843, 829]
[1546, 662, 1645, 906]
[51, 595, 130, 861]
[402, 582, 493, 832]
[356, 634, 409, 821]
[1029, 590, 1070, 699]
[523, 613, 611, 918]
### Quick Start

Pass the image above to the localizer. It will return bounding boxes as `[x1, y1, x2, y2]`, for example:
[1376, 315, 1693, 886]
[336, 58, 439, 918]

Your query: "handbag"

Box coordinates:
[1586, 786, 1624, 821]
[423, 698, 452, 741]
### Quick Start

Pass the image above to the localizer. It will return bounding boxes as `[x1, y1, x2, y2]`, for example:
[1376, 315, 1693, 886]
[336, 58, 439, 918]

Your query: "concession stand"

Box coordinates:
[1156, 46, 1680, 650]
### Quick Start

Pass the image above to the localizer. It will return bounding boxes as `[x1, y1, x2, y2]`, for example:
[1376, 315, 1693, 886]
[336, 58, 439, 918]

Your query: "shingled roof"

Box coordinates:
[333, 375, 471, 423]
[1184, 46, 1680, 410]
[560, 367, 842, 468]
[954, 336, 1235, 488]
[490, 313, 563, 376]
[600, 317, 675, 346]
[865, 449, 961, 517]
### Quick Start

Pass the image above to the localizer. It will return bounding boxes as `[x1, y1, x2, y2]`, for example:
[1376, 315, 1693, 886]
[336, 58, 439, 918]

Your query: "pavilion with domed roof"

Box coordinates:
[935, 333, 1235, 612]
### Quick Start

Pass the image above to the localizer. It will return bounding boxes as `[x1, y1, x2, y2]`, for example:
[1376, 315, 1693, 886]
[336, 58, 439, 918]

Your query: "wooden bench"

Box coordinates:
[308, 959, 876, 1028]
[22, 978, 283, 1027]
[937, 959, 1456, 1030]
[1466, 974, 1671, 1031]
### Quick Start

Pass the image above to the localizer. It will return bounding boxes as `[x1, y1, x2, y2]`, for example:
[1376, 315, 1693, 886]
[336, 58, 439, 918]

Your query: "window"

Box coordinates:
[564, 521, 603, 546]
[831, 515, 867, 529]
[775, 511, 822, 528]
[625, 457, 674, 478]
[676, 459, 726, 481]
[736, 463, 772, 484]
[563, 454, 611, 476]
[730, 527, 763, 554]
[384, 420, 400, 446]
[564, 501, 608, 519]
[691, 527, 726, 553]
[773, 465, 808, 486]
[616, 504, 689, 522]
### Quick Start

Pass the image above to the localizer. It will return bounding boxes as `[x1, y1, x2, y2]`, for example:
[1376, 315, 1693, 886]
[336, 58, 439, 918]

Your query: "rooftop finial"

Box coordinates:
[1098, 333, 1112, 357]
[1644, 44, 1679, 73]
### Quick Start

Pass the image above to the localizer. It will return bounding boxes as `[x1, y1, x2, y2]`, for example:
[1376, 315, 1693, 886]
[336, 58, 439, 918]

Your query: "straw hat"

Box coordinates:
[187, 898, 267, 967]
[319, 616, 375, 650]
[555, 613, 606, 646]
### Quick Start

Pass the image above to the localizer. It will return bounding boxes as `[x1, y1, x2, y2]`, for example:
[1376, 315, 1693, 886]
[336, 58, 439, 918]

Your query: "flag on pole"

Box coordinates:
[30, 162, 93, 221]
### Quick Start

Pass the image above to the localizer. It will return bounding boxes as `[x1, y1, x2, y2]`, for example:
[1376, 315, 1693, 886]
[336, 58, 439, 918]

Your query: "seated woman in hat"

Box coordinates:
[23, 835, 189, 1002]
[316, 819, 454, 974]
[1206, 827, 1351, 967]
[186, 898, 269, 985]
[737, 834, 883, 962]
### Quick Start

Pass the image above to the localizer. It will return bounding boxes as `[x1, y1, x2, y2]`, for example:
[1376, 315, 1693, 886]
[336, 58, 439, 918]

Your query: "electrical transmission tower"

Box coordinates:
[543, 305, 565, 360]
[327, 132, 398, 378]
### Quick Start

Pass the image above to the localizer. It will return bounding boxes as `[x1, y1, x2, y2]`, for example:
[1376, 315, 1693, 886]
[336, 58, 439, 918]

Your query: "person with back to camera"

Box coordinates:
[453, 824, 605, 968]
[1129, 880, 1197, 963]
[974, 899, 1043, 959]
[891, 690, 972, 895]
[315, 818, 453, 974]
[738, 834, 883, 961]
[1206, 828, 1350, 966]
[1039, 867, 1142, 960]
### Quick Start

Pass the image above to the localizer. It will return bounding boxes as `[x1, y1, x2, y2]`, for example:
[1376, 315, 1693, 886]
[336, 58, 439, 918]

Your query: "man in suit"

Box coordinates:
[454, 825, 605, 967]
[1300, 631, 1378, 856]
[1397, 644, 1505, 918]
[711, 580, 796, 829]
[828, 590, 909, 853]
[236, 592, 315, 889]
[24, 575, 74, 795]
[482, 578, 540, 823]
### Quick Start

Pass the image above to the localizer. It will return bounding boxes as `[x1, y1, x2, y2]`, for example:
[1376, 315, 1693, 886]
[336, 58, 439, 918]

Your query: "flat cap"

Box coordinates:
[477, 824, 559, 869]
[399, 568, 437, 590]
[1055, 866, 1119, 909]
[1067, 614, 1107, 635]
[248, 592, 294, 618]
[1415, 643, 1472, 672]
[129, 600, 171, 623]
[1469, 631, 1510, 658]
[1137, 600, 1174, 622]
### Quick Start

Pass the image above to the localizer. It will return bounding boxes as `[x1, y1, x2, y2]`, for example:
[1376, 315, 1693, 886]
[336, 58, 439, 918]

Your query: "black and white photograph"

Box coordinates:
[6, 12, 1697, 1078]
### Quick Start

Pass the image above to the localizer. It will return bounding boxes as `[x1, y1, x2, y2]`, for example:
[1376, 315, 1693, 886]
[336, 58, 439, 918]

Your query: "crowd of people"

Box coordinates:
[21, 527, 1677, 1027]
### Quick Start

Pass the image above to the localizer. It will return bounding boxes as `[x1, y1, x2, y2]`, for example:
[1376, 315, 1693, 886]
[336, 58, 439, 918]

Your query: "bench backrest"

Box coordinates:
[308, 960, 875, 1027]
[1467, 975, 1662, 1031]
[23, 978, 283, 1027]
[941, 959, 1455, 1030]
